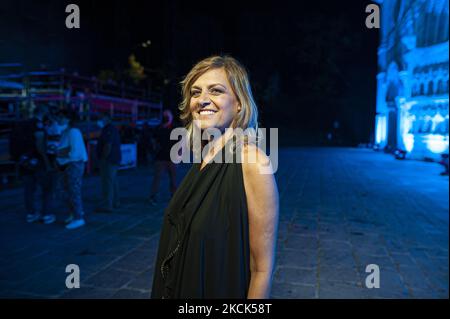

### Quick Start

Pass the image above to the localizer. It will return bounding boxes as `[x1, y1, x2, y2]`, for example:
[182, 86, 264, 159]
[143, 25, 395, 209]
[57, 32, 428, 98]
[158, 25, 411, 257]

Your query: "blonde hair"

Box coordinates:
[179, 55, 259, 149]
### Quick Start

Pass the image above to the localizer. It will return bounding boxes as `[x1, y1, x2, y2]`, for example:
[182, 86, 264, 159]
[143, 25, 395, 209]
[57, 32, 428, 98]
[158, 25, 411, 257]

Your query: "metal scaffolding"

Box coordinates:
[0, 64, 163, 182]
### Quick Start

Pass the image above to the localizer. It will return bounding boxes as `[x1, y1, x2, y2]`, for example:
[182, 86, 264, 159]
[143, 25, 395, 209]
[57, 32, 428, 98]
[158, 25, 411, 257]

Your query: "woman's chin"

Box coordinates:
[193, 120, 217, 131]
[192, 118, 234, 133]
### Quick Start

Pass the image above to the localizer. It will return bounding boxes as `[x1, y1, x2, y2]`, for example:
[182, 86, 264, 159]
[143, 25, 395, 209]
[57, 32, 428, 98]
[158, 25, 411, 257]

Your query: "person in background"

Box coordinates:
[56, 110, 88, 229]
[13, 105, 56, 224]
[46, 113, 62, 204]
[140, 121, 153, 166]
[439, 154, 449, 176]
[95, 112, 122, 212]
[148, 109, 178, 206]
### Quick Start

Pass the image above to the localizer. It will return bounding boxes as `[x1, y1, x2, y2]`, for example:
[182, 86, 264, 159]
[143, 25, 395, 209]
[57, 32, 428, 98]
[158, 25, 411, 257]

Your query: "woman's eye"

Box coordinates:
[210, 88, 223, 94]
[191, 91, 200, 97]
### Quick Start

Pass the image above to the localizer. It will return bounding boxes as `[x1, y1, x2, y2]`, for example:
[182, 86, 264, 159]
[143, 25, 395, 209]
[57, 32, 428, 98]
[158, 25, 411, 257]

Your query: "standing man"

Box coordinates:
[96, 113, 122, 212]
[148, 109, 177, 205]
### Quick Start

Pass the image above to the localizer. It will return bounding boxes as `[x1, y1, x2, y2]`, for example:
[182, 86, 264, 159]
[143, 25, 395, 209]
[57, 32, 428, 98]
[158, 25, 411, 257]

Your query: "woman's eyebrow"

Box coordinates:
[191, 83, 227, 90]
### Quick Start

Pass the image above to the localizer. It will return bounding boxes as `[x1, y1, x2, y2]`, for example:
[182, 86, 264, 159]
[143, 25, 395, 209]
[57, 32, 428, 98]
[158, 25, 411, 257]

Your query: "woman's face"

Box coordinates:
[189, 68, 240, 131]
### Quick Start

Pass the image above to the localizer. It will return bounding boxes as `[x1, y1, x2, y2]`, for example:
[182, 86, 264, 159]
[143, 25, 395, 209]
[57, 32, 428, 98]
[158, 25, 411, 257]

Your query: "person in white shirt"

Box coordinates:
[56, 110, 88, 230]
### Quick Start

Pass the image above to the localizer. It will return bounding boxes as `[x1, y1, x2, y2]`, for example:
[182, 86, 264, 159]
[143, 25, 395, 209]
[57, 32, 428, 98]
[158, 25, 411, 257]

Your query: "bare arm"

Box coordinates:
[242, 144, 279, 299]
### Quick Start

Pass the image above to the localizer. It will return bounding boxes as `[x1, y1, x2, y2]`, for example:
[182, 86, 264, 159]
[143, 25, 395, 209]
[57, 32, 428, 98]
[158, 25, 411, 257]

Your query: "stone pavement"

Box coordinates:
[0, 148, 448, 299]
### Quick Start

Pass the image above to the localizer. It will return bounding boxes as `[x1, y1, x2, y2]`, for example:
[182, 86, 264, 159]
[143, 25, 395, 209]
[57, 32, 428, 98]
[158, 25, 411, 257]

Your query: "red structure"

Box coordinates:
[0, 64, 163, 181]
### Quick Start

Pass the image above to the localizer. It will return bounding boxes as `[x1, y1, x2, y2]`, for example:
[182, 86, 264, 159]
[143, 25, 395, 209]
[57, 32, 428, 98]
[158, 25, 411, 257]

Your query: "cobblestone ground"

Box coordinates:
[0, 148, 448, 298]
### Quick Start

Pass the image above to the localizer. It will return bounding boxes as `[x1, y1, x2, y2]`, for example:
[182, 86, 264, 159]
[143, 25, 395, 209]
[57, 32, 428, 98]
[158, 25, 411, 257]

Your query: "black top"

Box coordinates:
[97, 123, 122, 165]
[10, 118, 44, 161]
[151, 140, 251, 298]
[10, 118, 46, 174]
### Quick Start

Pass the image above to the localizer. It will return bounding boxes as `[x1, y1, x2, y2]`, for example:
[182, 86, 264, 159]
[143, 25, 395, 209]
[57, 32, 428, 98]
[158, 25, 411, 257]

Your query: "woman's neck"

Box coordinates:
[201, 127, 234, 159]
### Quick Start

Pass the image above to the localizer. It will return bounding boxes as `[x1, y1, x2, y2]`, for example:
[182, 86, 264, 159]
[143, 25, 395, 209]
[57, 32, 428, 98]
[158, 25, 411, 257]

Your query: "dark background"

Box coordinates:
[0, 0, 379, 146]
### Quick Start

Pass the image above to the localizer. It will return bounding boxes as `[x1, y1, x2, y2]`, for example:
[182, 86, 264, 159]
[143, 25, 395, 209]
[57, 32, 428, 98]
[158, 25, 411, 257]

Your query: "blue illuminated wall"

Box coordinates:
[375, 0, 449, 160]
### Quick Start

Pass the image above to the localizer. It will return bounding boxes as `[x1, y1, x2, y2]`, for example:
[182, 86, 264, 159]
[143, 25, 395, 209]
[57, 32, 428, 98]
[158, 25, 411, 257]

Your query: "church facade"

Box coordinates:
[375, 0, 449, 160]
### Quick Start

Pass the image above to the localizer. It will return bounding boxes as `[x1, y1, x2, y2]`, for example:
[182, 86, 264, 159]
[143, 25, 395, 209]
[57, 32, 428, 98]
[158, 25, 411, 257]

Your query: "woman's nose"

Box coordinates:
[198, 92, 211, 106]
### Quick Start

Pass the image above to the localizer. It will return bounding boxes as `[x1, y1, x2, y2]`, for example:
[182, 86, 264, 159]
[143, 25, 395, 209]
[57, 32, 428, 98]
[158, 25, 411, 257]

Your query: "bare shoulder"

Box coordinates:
[240, 143, 279, 224]
[240, 143, 271, 174]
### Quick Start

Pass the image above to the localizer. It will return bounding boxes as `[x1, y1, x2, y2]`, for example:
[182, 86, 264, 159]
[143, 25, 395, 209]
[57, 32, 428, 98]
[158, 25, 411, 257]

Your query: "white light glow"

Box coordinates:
[424, 134, 449, 153]
[403, 133, 415, 152]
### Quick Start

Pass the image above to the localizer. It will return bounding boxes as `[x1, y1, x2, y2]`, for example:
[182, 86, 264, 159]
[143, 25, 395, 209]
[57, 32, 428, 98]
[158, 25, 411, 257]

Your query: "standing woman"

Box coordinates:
[56, 110, 88, 230]
[151, 56, 279, 299]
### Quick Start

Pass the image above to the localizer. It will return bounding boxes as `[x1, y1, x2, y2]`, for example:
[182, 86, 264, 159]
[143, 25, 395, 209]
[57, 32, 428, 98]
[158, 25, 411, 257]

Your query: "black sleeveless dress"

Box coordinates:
[151, 142, 251, 299]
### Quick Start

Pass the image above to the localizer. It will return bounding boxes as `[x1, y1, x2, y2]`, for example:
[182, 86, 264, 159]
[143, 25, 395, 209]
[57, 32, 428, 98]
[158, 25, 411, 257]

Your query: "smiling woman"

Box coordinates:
[151, 55, 279, 299]
[189, 68, 239, 132]
[179, 55, 259, 146]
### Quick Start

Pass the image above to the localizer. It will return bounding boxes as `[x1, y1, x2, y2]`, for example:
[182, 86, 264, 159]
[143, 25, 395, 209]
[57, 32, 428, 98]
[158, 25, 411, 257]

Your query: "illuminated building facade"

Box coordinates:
[375, 0, 449, 160]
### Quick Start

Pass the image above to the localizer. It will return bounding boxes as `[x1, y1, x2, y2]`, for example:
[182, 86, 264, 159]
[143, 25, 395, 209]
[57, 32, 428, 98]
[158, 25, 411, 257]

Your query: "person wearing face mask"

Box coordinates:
[95, 112, 122, 213]
[13, 105, 56, 224]
[148, 109, 178, 206]
[56, 110, 88, 229]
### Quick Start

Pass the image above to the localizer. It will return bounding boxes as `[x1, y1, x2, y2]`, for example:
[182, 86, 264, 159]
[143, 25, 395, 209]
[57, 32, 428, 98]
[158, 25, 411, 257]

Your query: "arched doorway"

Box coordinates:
[386, 82, 401, 149]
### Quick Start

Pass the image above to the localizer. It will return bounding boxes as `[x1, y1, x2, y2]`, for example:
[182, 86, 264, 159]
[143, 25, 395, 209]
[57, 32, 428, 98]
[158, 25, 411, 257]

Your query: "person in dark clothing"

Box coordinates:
[151, 56, 279, 299]
[439, 154, 449, 176]
[148, 109, 178, 205]
[13, 105, 55, 224]
[95, 113, 122, 212]
[139, 122, 153, 166]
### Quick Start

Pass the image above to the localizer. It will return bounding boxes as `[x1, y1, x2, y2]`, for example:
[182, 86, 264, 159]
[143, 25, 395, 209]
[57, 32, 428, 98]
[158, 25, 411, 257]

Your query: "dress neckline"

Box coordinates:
[198, 160, 213, 172]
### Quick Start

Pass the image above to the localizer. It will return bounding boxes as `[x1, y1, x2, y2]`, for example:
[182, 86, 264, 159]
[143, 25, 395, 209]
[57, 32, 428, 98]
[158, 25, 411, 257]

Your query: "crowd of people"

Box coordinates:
[10, 105, 177, 230]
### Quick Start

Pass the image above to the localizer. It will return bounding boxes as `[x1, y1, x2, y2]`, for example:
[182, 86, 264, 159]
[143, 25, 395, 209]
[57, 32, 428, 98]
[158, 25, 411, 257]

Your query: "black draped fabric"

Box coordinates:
[151, 141, 251, 299]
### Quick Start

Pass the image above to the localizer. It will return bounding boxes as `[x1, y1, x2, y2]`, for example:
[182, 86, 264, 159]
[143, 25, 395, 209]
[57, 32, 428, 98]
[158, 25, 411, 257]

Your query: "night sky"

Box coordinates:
[0, 0, 379, 146]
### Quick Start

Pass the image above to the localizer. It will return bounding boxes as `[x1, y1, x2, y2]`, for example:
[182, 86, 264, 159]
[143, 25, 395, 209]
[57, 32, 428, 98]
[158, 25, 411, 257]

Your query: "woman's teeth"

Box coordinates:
[199, 110, 216, 115]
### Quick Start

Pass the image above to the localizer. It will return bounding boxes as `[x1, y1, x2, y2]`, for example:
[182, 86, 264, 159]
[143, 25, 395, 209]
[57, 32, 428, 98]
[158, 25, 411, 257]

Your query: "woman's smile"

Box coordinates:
[198, 109, 218, 117]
